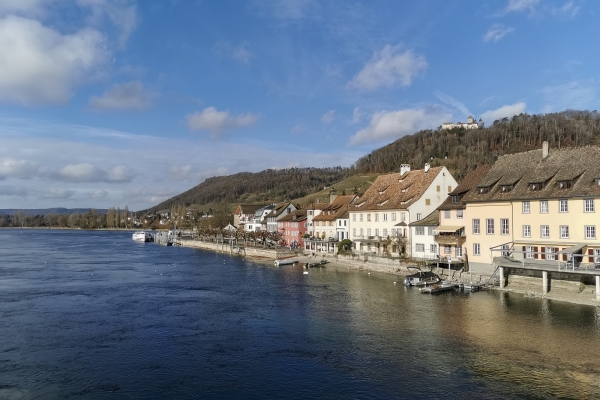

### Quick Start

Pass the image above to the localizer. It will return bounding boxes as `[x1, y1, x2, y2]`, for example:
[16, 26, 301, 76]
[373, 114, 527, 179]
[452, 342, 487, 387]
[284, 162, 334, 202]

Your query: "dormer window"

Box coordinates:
[530, 182, 545, 191]
[557, 180, 572, 190]
[500, 185, 513, 193]
[478, 186, 489, 194]
[401, 186, 411, 193]
[595, 178, 600, 186]
[378, 199, 389, 206]
[356, 201, 365, 208]
[451, 195, 459, 203]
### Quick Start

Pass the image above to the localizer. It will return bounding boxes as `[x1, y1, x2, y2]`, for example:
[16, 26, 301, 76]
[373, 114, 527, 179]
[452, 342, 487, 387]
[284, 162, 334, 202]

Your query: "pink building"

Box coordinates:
[277, 210, 308, 248]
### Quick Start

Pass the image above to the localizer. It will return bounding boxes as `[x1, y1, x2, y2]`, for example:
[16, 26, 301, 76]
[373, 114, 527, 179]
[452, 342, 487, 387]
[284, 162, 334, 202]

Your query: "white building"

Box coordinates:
[348, 163, 457, 257]
[441, 115, 481, 130]
[409, 210, 440, 261]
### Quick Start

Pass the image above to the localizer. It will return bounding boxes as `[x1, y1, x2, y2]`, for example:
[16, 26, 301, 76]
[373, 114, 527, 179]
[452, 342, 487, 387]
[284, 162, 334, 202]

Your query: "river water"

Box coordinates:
[0, 229, 599, 399]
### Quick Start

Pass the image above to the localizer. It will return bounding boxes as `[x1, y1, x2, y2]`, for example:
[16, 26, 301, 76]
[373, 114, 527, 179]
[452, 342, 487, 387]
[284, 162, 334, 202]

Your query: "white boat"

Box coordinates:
[132, 231, 153, 242]
[274, 259, 297, 267]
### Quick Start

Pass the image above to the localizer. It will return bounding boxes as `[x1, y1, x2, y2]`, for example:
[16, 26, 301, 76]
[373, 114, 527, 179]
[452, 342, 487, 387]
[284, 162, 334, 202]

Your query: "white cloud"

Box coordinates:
[186, 107, 259, 138]
[0, 0, 53, 17]
[0, 15, 109, 106]
[0, 158, 39, 179]
[504, 0, 540, 13]
[321, 110, 335, 124]
[42, 187, 75, 199]
[480, 102, 527, 124]
[77, 0, 137, 49]
[483, 24, 515, 42]
[434, 91, 471, 117]
[349, 106, 452, 146]
[57, 163, 132, 183]
[89, 81, 154, 110]
[168, 165, 193, 181]
[214, 41, 253, 64]
[348, 44, 427, 91]
[352, 107, 362, 124]
[550, 1, 579, 17]
[539, 82, 594, 112]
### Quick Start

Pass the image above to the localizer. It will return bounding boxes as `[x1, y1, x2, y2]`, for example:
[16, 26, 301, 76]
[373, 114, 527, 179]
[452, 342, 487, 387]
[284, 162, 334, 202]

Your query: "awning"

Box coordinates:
[557, 244, 586, 254]
[434, 225, 463, 233]
[394, 221, 407, 226]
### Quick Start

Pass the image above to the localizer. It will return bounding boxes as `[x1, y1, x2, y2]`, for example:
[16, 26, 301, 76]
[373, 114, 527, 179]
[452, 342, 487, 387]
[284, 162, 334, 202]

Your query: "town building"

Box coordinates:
[305, 194, 357, 254]
[349, 163, 458, 257]
[266, 202, 297, 232]
[244, 204, 275, 232]
[441, 115, 481, 130]
[233, 204, 268, 228]
[409, 210, 440, 261]
[277, 209, 307, 248]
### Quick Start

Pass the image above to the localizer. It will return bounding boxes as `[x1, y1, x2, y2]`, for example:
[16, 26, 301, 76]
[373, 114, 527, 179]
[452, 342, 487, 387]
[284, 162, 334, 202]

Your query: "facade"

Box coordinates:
[244, 204, 275, 232]
[233, 204, 267, 228]
[306, 202, 329, 236]
[348, 163, 458, 257]
[409, 210, 440, 260]
[266, 202, 297, 232]
[434, 164, 491, 262]
[463, 143, 600, 273]
[306, 194, 357, 254]
[335, 210, 350, 242]
[277, 210, 307, 248]
[441, 115, 481, 130]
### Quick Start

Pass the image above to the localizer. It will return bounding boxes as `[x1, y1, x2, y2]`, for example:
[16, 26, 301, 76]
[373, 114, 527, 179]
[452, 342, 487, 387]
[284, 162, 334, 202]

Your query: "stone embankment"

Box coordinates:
[177, 239, 600, 306]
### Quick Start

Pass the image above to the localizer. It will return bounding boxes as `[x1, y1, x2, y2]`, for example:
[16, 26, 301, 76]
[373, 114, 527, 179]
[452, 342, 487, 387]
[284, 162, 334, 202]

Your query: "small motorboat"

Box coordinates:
[274, 259, 297, 267]
[403, 267, 440, 286]
[132, 231, 153, 242]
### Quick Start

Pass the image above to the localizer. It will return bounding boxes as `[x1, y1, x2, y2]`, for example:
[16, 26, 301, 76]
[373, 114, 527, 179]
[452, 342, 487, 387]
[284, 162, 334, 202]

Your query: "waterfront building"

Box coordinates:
[409, 210, 440, 261]
[277, 209, 307, 248]
[233, 204, 268, 228]
[305, 194, 357, 254]
[244, 204, 275, 232]
[266, 202, 297, 232]
[349, 163, 457, 257]
[463, 143, 600, 274]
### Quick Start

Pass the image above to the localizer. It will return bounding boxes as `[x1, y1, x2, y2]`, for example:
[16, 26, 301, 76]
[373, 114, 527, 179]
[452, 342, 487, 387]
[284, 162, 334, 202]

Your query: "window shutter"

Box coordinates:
[522, 246, 526, 253]
[589, 248, 594, 263]
[540, 246, 545, 260]
[534, 246, 538, 259]
[562, 252, 567, 262]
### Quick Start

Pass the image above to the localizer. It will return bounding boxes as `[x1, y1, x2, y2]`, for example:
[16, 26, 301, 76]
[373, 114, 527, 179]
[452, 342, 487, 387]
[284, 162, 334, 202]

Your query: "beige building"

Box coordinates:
[463, 143, 600, 274]
[349, 163, 457, 257]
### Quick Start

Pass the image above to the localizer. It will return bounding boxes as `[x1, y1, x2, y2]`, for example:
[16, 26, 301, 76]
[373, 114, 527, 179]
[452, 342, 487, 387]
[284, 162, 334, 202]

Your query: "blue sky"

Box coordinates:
[0, 0, 596, 210]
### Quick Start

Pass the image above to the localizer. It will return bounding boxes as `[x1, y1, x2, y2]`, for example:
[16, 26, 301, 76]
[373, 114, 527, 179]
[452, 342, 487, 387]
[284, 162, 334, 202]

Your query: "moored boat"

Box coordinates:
[132, 231, 153, 242]
[404, 267, 440, 286]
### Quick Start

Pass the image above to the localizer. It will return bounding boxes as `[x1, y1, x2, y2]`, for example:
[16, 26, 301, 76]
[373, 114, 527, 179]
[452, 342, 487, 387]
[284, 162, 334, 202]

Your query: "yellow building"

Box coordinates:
[463, 143, 600, 275]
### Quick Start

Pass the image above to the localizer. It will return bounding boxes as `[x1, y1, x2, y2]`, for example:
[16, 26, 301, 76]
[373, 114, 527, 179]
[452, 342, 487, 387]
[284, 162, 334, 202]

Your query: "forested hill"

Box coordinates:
[355, 110, 600, 181]
[145, 110, 600, 213]
[146, 167, 351, 213]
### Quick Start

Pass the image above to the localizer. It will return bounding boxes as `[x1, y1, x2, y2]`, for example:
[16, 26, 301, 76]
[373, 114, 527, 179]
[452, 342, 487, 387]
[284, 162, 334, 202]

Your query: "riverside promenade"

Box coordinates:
[177, 238, 600, 307]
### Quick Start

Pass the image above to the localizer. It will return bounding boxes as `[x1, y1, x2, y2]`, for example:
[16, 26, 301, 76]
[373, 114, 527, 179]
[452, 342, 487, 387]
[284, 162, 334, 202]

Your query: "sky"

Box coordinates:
[0, 0, 597, 211]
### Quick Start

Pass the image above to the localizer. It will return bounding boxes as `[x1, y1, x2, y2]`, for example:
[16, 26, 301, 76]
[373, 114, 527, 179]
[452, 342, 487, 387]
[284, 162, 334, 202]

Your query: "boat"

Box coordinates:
[274, 259, 297, 267]
[304, 260, 329, 269]
[420, 282, 455, 294]
[132, 231, 153, 242]
[403, 267, 440, 286]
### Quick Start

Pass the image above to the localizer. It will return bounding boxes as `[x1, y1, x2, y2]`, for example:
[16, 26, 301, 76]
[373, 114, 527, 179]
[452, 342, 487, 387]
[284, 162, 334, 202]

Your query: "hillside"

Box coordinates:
[145, 110, 600, 213]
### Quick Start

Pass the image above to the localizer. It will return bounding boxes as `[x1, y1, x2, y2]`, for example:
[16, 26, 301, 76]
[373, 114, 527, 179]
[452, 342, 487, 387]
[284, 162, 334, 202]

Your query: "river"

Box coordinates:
[0, 229, 599, 399]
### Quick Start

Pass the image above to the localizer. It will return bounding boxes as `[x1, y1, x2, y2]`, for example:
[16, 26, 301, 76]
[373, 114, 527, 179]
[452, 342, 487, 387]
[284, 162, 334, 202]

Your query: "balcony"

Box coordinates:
[434, 234, 465, 246]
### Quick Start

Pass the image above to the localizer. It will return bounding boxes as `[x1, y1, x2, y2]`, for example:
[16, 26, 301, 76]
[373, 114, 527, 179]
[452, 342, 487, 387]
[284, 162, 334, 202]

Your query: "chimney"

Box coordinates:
[400, 164, 411, 176]
[330, 193, 338, 203]
[542, 141, 549, 159]
[424, 163, 430, 173]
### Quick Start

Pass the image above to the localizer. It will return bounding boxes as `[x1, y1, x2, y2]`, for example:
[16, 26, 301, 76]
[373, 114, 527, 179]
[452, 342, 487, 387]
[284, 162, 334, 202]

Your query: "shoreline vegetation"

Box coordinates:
[175, 238, 600, 308]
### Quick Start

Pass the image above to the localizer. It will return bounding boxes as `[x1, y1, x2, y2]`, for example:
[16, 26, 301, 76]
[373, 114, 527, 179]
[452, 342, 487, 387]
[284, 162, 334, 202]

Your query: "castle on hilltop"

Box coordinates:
[441, 115, 482, 130]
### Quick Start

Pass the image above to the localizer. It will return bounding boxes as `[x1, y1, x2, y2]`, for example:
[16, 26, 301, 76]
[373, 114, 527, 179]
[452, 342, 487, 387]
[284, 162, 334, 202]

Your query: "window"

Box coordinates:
[444, 245, 452, 255]
[415, 227, 425, 235]
[416, 213, 422, 221]
[585, 199, 595, 213]
[367, 214, 371, 221]
[444, 210, 450, 219]
[451, 195, 459, 203]
[367, 228, 371, 236]
[383, 213, 388, 221]
[501, 219, 509, 235]
[486, 219, 494, 234]
[456, 246, 462, 257]
[383, 229, 387, 237]
[352, 214, 356, 221]
[375, 228, 379, 236]
[473, 243, 480, 256]
[522, 201, 530, 214]
[559, 199, 568, 213]
[560, 225, 569, 239]
[416, 243, 425, 252]
[472, 219, 480, 234]
[430, 244, 437, 254]
[540, 200, 548, 214]
[425, 199, 430, 205]
[344, 220, 347, 226]
[360, 214, 363, 222]
[457, 210, 463, 219]
[391, 228, 396, 237]
[391, 213, 396, 221]
[309, 211, 313, 215]
[541, 225, 549, 238]
[401, 212, 406, 221]
[546, 247, 556, 261]
[436, 185, 440, 192]
[586, 226, 596, 239]
[448, 186, 452, 192]
[523, 225, 531, 238]
[374, 214, 379, 222]
[595, 249, 600, 264]
[526, 245, 534, 259]
[428, 227, 433, 235]
[359, 228, 363, 236]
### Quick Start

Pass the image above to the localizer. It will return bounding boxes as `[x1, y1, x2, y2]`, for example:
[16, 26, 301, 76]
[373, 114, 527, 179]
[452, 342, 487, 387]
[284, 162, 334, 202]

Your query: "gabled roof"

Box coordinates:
[313, 195, 357, 221]
[278, 209, 307, 222]
[234, 204, 268, 215]
[462, 146, 600, 203]
[352, 166, 444, 211]
[438, 165, 491, 210]
[409, 210, 439, 227]
[268, 202, 294, 219]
